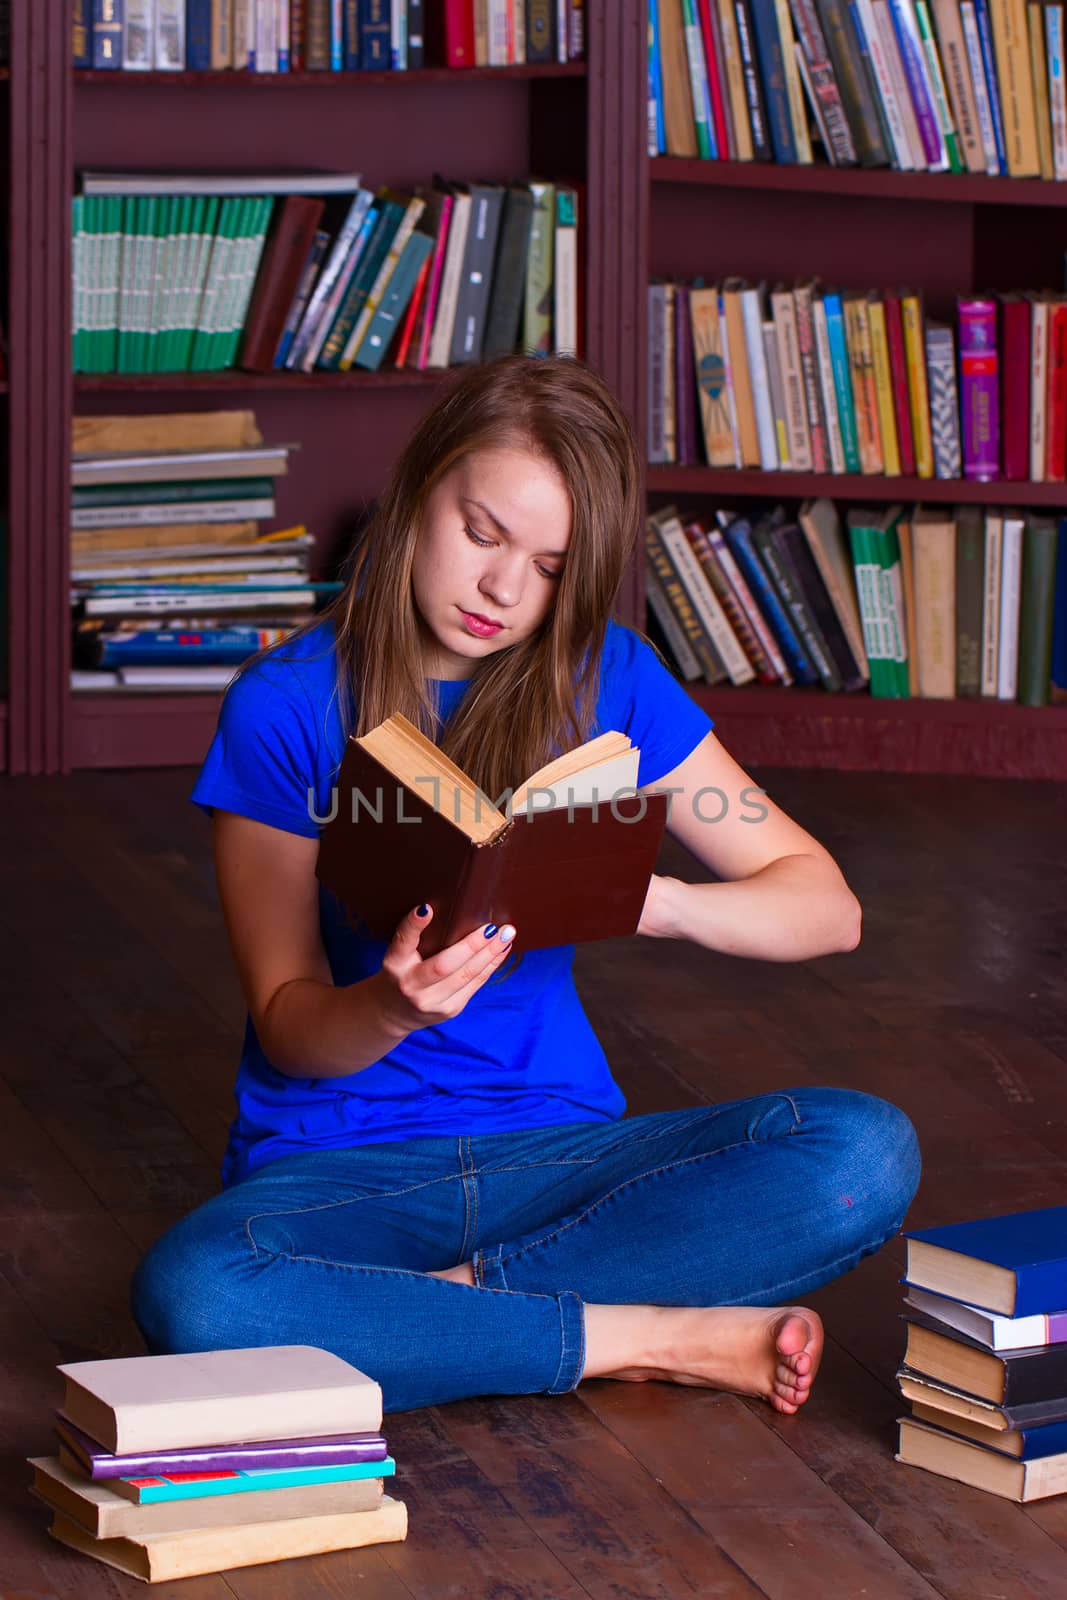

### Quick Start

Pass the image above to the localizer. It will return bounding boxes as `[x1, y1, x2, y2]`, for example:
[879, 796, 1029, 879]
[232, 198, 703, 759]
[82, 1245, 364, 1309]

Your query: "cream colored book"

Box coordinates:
[47, 1496, 408, 1582]
[897, 1417, 1067, 1501]
[57, 1346, 383, 1455]
[30, 1454, 384, 1541]
[909, 509, 957, 699]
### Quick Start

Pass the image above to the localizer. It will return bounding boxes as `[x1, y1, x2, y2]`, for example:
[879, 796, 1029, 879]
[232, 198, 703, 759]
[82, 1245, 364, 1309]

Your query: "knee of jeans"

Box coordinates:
[131, 1208, 249, 1355]
[803, 1088, 921, 1250]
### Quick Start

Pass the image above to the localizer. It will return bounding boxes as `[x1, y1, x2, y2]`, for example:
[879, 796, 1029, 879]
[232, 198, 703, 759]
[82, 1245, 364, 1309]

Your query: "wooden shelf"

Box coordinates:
[689, 684, 1067, 778]
[647, 466, 1067, 507]
[74, 368, 453, 393]
[74, 63, 586, 88]
[70, 690, 224, 768]
[650, 157, 1067, 208]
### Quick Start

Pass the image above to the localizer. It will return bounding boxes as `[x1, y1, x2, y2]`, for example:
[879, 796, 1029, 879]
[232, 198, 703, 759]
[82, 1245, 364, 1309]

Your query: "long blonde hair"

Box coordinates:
[280, 356, 640, 798]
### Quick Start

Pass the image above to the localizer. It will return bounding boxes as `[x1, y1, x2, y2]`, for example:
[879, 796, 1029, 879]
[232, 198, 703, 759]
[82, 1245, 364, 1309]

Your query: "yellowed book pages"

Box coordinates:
[909, 509, 957, 698]
[715, 0, 754, 159]
[931, 0, 987, 171]
[48, 1496, 408, 1583]
[1027, 1, 1055, 177]
[896, 1417, 1066, 1502]
[867, 299, 900, 476]
[896, 518, 921, 696]
[658, 0, 699, 156]
[988, 0, 1041, 175]
[720, 282, 760, 467]
[689, 288, 736, 466]
[71, 521, 261, 554]
[73, 411, 261, 456]
[901, 295, 933, 478]
[30, 1455, 383, 1542]
[58, 1346, 383, 1455]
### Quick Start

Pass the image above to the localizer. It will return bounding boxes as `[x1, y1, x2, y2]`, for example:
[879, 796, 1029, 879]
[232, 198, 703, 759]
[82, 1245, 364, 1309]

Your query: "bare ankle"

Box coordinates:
[582, 1302, 663, 1379]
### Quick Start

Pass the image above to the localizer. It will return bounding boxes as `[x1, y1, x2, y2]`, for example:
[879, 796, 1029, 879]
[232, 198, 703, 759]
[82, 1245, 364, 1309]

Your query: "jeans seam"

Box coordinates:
[493, 1143, 761, 1269]
[458, 1135, 479, 1262]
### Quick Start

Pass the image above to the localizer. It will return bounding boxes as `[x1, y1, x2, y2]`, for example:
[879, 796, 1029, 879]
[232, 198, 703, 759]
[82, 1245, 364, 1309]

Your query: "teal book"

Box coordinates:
[353, 231, 433, 371]
[117, 1455, 396, 1505]
[821, 293, 861, 474]
[317, 198, 404, 371]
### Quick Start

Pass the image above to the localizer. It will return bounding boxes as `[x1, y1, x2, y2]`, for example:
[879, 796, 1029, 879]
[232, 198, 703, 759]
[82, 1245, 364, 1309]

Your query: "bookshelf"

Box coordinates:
[5, 1, 643, 774]
[642, 50, 1067, 781]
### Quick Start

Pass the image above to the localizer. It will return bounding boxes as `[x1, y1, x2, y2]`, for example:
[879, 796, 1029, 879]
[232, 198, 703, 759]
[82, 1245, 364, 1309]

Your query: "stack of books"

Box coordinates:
[896, 1206, 1067, 1502]
[650, 278, 1067, 488]
[70, 408, 334, 693]
[28, 1344, 406, 1582]
[72, 169, 579, 376]
[650, 0, 1067, 180]
[647, 499, 1067, 705]
[74, 2, 585, 74]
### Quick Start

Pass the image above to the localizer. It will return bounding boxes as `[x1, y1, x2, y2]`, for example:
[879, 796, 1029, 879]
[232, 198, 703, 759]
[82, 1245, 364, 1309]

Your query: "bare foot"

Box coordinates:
[589, 1303, 824, 1416]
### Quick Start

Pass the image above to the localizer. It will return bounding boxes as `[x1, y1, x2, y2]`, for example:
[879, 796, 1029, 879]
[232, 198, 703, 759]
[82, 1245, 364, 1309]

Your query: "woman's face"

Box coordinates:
[411, 445, 573, 680]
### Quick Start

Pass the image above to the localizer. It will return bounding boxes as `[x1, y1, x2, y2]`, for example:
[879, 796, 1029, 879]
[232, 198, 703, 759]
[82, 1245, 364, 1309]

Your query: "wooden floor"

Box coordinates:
[2, 763, 1066, 1598]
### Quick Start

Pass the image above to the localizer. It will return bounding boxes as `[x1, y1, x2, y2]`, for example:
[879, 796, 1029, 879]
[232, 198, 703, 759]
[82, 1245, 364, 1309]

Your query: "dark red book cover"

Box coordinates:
[290, 0, 306, 69]
[1046, 302, 1067, 483]
[999, 295, 1031, 482]
[883, 294, 916, 478]
[428, 0, 476, 66]
[674, 287, 699, 465]
[239, 196, 326, 373]
[697, 0, 732, 159]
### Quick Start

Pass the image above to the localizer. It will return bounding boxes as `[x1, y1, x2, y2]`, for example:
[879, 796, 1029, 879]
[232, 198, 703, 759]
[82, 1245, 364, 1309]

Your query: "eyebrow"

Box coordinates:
[463, 498, 568, 560]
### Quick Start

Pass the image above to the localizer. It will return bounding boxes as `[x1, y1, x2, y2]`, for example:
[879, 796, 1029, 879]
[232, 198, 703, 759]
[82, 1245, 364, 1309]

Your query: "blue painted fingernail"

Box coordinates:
[416, 904, 429, 917]
[484, 924, 498, 939]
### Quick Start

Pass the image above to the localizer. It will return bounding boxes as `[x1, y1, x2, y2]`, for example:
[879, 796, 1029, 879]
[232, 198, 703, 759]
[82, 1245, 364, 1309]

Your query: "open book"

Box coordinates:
[315, 713, 668, 955]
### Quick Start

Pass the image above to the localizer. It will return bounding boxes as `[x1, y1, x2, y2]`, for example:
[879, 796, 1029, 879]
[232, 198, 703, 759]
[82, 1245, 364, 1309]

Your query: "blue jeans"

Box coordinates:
[132, 1088, 920, 1414]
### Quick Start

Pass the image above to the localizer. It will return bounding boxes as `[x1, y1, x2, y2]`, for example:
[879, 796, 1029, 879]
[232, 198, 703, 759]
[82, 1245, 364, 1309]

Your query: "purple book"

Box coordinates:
[674, 286, 700, 467]
[55, 1415, 389, 1480]
[958, 297, 1000, 482]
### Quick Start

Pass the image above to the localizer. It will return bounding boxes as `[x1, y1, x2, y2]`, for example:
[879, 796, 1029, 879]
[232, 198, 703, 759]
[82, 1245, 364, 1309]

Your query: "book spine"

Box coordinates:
[646, 567, 704, 681]
[773, 288, 814, 468]
[187, 0, 213, 68]
[674, 287, 700, 465]
[981, 510, 1003, 695]
[93, 0, 125, 68]
[698, 0, 735, 156]
[844, 295, 883, 472]
[1000, 297, 1031, 481]
[822, 292, 862, 472]
[741, 289, 780, 468]
[717, 0, 757, 157]
[1029, 0, 1056, 178]
[687, 519, 776, 681]
[973, 0, 1010, 171]
[762, 319, 792, 465]
[955, 506, 985, 696]
[360, 0, 391, 68]
[855, 0, 916, 167]
[644, 520, 728, 683]
[748, 0, 800, 159]
[867, 297, 901, 474]
[734, 0, 775, 155]
[959, 296, 1000, 481]
[887, 0, 948, 165]
[915, 0, 965, 170]
[407, 0, 425, 66]
[901, 292, 933, 477]
[930, 0, 986, 171]
[960, 0, 1003, 170]
[74, 1, 92, 66]
[724, 516, 819, 682]
[1046, 302, 1067, 482]
[689, 289, 737, 465]
[658, 510, 754, 682]
[815, 0, 892, 163]
[708, 520, 795, 681]
[755, 520, 843, 688]
[987, 0, 1041, 175]
[997, 513, 1024, 698]
[1017, 515, 1059, 705]
[1030, 296, 1048, 482]
[789, 0, 860, 159]
[681, 0, 718, 157]
[811, 297, 847, 471]
[1049, 5, 1067, 179]
[925, 323, 963, 479]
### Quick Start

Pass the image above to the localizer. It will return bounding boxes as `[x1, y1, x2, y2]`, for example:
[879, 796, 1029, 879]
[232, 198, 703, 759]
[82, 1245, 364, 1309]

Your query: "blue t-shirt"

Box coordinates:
[192, 619, 713, 1184]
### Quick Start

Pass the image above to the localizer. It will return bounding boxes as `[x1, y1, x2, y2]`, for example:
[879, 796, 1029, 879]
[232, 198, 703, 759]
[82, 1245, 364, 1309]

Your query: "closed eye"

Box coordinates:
[466, 524, 562, 581]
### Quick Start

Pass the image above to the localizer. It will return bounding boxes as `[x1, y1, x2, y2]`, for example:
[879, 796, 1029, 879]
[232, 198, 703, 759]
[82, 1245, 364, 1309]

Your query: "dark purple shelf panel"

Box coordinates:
[71, 691, 223, 769]
[690, 684, 1067, 778]
[74, 369, 453, 393]
[650, 156, 1067, 209]
[647, 466, 1067, 507]
[74, 63, 586, 88]
[0, 698, 7, 773]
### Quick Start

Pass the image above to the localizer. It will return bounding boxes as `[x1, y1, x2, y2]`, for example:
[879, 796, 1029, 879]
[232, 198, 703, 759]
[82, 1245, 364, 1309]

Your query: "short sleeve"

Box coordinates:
[191, 657, 324, 839]
[597, 623, 715, 787]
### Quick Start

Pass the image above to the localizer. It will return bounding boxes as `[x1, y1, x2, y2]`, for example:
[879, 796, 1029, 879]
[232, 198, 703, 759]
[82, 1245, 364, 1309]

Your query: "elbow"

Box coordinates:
[837, 892, 863, 953]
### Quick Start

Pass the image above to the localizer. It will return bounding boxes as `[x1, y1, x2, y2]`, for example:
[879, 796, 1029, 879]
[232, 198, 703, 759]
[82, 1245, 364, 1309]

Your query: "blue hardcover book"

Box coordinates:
[820, 293, 862, 474]
[360, 0, 391, 68]
[1051, 518, 1067, 697]
[722, 517, 819, 685]
[647, 0, 665, 155]
[354, 230, 433, 370]
[186, 0, 213, 70]
[92, 0, 123, 68]
[746, 0, 798, 163]
[906, 1207, 1067, 1317]
[971, 0, 1007, 175]
[120, 1455, 396, 1504]
[96, 627, 291, 667]
[343, 0, 360, 68]
[332, 0, 345, 69]
[74, 0, 92, 66]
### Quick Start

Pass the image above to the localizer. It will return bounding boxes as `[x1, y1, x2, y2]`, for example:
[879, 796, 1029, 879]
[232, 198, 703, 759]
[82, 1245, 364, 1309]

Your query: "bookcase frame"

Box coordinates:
[3, 0, 1065, 778]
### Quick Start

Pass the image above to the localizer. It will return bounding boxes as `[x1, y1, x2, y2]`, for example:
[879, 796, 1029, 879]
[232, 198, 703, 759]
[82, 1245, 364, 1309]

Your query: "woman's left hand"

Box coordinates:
[637, 874, 682, 939]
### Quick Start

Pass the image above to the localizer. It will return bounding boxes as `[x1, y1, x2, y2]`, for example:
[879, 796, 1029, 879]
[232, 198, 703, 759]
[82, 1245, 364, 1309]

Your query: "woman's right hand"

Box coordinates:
[371, 906, 516, 1037]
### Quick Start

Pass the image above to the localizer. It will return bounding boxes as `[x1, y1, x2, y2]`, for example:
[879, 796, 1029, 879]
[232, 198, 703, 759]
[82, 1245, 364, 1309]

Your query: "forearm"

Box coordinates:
[260, 973, 409, 1079]
[647, 853, 862, 962]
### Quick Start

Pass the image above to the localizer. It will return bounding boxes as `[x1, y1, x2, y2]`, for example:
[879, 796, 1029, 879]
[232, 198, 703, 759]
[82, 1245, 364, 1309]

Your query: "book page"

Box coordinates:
[512, 748, 640, 814]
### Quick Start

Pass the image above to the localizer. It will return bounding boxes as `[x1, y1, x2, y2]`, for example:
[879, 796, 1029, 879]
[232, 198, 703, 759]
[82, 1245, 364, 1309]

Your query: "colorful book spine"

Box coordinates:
[959, 297, 1000, 481]
[924, 322, 962, 479]
[901, 292, 933, 478]
[821, 292, 862, 473]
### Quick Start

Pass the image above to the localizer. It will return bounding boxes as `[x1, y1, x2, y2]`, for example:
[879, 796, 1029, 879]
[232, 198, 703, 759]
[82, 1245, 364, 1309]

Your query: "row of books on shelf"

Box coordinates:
[650, 0, 1067, 179]
[74, 0, 584, 73]
[646, 499, 1067, 703]
[73, 170, 577, 375]
[650, 280, 1067, 485]
[897, 1206, 1067, 1502]
[30, 1345, 405, 1581]
[70, 410, 322, 692]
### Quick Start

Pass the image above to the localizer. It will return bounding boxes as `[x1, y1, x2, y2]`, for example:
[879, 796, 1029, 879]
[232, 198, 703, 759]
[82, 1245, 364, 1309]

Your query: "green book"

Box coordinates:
[99, 196, 123, 374]
[174, 195, 216, 372]
[190, 196, 239, 372]
[914, 0, 964, 174]
[353, 230, 433, 371]
[955, 505, 985, 699]
[72, 477, 276, 509]
[1017, 516, 1059, 707]
[219, 195, 275, 371]
[317, 197, 404, 371]
[116, 197, 140, 375]
[72, 196, 85, 373]
[523, 180, 555, 357]
[847, 510, 908, 698]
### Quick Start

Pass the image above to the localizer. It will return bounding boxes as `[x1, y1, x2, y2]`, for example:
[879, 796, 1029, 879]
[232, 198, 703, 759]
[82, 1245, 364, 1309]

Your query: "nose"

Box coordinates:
[478, 552, 525, 609]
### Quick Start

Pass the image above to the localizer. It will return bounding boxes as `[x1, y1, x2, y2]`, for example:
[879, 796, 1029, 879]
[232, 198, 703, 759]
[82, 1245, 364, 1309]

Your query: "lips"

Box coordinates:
[460, 610, 504, 638]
